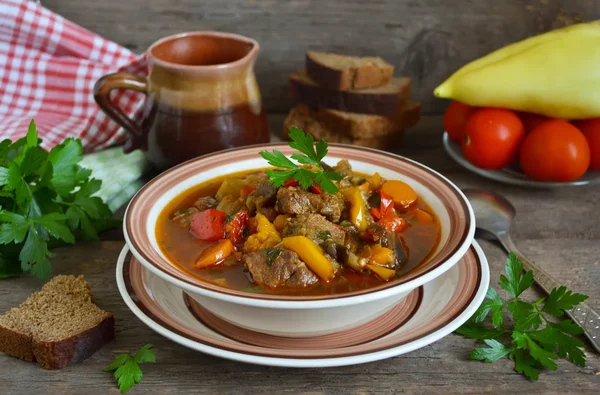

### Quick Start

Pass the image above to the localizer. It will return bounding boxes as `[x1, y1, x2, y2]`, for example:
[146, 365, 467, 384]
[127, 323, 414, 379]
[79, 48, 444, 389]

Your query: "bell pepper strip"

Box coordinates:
[368, 245, 396, 267]
[240, 185, 256, 198]
[309, 184, 323, 194]
[225, 210, 248, 245]
[366, 264, 396, 281]
[378, 213, 406, 233]
[370, 207, 382, 220]
[357, 182, 370, 192]
[381, 180, 418, 210]
[379, 189, 394, 217]
[243, 213, 281, 253]
[195, 239, 235, 268]
[284, 179, 299, 188]
[190, 209, 227, 241]
[282, 236, 335, 281]
[342, 187, 368, 231]
[369, 172, 383, 190]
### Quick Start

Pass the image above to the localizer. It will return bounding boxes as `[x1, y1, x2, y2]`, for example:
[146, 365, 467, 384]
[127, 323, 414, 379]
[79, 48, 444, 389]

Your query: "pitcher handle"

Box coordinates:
[93, 73, 148, 153]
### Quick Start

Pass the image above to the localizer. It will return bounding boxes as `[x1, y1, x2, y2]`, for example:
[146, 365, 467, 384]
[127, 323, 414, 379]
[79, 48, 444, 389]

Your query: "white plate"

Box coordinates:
[443, 132, 600, 188]
[116, 242, 489, 368]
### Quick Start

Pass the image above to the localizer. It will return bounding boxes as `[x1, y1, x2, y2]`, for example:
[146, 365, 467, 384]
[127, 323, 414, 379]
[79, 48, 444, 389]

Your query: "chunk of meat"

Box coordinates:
[281, 214, 346, 246]
[245, 181, 277, 214]
[243, 249, 319, 288]
[276, 187, 344, 223]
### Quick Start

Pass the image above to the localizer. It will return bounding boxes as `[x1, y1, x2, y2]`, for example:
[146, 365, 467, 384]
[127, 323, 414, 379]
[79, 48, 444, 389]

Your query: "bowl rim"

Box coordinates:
[124, 143, 475, 309]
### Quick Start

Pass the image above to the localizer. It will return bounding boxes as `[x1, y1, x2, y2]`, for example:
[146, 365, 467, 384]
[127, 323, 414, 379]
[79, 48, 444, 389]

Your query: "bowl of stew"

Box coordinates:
[124, 143, 475, 337]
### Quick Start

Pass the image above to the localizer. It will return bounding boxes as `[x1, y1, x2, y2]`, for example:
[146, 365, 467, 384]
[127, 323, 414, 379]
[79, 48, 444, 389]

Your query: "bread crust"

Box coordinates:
[288, 72, 410, 116]
[306, 52, 394, 90]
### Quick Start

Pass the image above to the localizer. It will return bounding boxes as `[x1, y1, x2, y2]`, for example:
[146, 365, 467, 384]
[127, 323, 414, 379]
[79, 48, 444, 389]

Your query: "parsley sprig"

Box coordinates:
[456, 253, 589, 380]
[259, 127, 342, 194]
[104, 344, 156, 393]
[0, 120, 119, 279]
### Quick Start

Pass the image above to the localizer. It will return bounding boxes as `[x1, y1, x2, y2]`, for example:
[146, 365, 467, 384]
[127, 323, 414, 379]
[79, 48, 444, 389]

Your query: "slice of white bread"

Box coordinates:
[306, 51, 394, 91]
[289, 72, 411, 116]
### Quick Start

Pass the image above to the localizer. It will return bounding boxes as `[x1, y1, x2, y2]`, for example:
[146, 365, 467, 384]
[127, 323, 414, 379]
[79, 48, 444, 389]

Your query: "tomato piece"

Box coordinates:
[225, 210, 249, 245]
[284, 180, 299, 187]
[240, 185, 255, 198]
[462, 108, 525, 170]
[520, 120, 590, 182]
[190, 209, 227, 241]
[377, 213, 406, 233]
[379, 190, 394, 217]
[572, 118, 600, 170]
[517, 111, 550, 133]
[309, 185, 323, 194]
[443, 101, 477, 144]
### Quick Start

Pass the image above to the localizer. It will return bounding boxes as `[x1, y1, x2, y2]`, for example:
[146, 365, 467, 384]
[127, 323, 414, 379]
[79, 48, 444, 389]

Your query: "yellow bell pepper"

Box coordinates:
[342, 187, 368, 231]
[434, 21, 600, 119]
[368, 245, 396, 267]
[282, 236, 335, 280]
[366, 264, 396, 281]
[243, 214, 281, 253]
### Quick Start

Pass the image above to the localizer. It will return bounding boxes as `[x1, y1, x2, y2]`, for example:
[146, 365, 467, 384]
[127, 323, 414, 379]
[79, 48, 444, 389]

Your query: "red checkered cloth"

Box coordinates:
[0, 0, 147, 152]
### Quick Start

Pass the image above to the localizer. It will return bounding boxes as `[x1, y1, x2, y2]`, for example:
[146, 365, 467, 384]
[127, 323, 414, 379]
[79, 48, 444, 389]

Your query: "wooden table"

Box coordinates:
[1, 115, 599, 394]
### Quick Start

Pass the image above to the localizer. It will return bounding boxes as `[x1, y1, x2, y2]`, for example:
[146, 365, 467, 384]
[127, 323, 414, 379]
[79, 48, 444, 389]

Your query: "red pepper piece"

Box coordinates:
[309, 185, 323, 194]
[370, 207, 382, 220]
[190, 209, 227, 241]
[225, 210, 249, 245]
[379, 189, 394, 218]
[378, 213, 406, 234]
[284, 179, 299, 187]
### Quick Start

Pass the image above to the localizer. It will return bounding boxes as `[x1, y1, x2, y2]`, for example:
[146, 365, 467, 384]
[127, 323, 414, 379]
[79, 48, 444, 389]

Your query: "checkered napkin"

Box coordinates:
[0, 0, 147, 152]
[0, 0, 151, 211]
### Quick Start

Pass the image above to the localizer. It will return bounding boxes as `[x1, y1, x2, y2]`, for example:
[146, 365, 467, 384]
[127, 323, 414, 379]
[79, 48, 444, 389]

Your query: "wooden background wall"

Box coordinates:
[45, 0, 600, 115]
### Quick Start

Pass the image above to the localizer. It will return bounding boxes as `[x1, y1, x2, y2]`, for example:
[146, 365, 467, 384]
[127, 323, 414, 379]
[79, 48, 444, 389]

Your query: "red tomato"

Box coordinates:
[443, 101, 477, 144]
[520, 120, 590, 182]
[517, 112, 551, 133]
[572, 118, 600, 170]
[190, 209, 227, 241]
[462, 108, 525, 170]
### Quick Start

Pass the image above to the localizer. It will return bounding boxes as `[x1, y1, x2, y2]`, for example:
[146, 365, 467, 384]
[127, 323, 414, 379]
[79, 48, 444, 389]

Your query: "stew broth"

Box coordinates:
[156, 168, 441, 296]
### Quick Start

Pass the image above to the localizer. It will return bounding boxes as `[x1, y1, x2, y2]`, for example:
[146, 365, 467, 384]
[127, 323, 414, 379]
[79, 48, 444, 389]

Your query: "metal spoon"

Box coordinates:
[463, 189, 600, 353]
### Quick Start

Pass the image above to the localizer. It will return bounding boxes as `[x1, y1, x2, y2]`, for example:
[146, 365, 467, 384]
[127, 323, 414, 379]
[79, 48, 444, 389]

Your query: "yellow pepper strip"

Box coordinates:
[282, 236, 335, 281]
[342, 187, 368, 231]
[368, 245, 396, 267]
[370, 172, 383, 190]
[243, 213, 281, 253]
[366, 264, 396, 281]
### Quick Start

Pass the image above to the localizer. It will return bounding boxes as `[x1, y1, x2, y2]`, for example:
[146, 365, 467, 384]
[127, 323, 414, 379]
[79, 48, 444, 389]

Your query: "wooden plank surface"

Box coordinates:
[42, 0, 600, 114]
[1, 115, 599, 394]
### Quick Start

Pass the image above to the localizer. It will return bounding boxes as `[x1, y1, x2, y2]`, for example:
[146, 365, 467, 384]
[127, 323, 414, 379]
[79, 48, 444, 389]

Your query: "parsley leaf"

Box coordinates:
[542, 286, 588, 318]
[105, 344, 156, 393]
[0, 120, 118, 280]
[456, 253, 588, 381]
[469, 339, 512, 362]
[260, 127, 341, 194]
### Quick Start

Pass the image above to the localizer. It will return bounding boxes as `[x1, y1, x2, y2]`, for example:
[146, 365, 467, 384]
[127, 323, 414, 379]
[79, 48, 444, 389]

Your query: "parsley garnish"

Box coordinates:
[265, 248, 282, 267]
[456, 253, 588, 380]
[0, 120, 119, 279]
[259, 127, 342, 194]
[104, 344, 156, 393]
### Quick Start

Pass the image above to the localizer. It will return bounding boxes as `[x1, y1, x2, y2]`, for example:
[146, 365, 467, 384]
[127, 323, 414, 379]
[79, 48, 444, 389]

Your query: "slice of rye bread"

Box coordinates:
[284, 102, 421, 140]
[283, 104, 418, 150]
[289, 72, 411, 116]
[305, 51, 394, 91]
[0, 275, 114, 370]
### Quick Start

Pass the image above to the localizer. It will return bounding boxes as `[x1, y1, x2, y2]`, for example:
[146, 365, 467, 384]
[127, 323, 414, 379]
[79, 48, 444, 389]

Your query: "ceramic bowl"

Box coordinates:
[124, 144, 475, 337]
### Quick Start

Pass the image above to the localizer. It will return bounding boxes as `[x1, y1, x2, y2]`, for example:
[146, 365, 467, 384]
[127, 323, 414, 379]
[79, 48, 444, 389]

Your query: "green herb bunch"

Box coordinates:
[457, 253, 589, 380]
[259, 127, 342, 194]
[0, 121, 118, 279]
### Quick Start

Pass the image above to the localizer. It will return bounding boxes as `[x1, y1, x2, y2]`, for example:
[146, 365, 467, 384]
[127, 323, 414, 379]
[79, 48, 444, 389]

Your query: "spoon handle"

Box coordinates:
[497, 234, 600, 354]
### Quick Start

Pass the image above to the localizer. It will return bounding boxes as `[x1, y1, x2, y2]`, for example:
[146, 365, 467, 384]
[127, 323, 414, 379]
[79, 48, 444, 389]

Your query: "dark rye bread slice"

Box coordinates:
[283, 104, 418, 150]
[289, 72, 411, 116]
[0, 275, 114, 370]
[306, 51, 394, 90]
